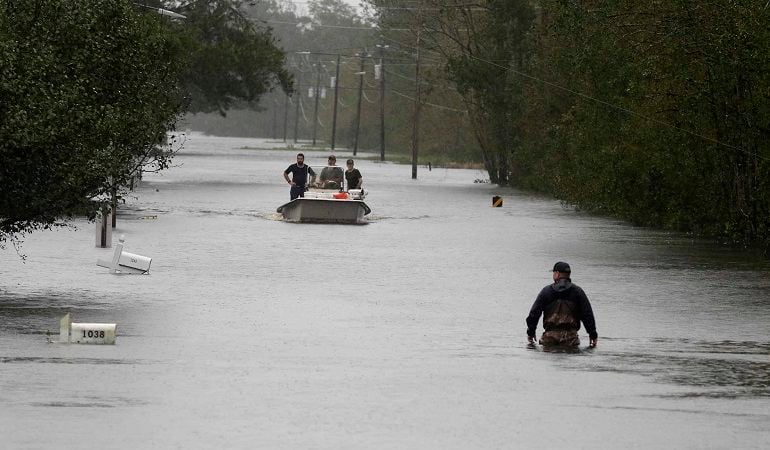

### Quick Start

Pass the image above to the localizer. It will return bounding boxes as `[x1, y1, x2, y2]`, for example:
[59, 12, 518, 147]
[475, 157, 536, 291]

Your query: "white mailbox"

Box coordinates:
[58, 313, 117, 345]
[97, 235, 152, 274]
[118, 251, 152, 273]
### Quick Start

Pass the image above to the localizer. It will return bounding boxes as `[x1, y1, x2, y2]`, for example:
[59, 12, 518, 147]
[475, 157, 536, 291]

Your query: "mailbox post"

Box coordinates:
[95, 209, 112, 248]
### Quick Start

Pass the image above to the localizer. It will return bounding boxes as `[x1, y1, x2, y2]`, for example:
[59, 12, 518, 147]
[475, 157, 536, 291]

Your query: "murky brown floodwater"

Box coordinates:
[2, 134, 769, 449]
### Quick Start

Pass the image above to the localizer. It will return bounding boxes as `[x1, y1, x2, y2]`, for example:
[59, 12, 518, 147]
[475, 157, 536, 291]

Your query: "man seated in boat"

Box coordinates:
[315, 155, 344, 190]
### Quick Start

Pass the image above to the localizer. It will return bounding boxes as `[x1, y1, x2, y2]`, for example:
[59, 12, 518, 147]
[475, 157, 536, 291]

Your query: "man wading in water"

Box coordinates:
[526, 262, 598, 349]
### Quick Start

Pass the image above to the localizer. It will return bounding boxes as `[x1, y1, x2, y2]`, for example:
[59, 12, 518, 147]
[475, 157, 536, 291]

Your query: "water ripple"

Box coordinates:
[0, 356, 143, 365]
[561, 338, 770, 398]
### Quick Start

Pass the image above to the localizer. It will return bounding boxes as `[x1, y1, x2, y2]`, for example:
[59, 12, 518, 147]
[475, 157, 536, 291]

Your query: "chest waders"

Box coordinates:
[540, 298, 581, 347]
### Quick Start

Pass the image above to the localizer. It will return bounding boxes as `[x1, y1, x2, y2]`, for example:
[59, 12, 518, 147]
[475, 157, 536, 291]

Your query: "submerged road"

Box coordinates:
[1, 134, 769, 448]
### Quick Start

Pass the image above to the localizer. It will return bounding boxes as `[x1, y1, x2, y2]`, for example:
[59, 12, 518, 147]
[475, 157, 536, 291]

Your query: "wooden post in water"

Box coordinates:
[111, 186, 117, 228]
[96, 206, 112, 248]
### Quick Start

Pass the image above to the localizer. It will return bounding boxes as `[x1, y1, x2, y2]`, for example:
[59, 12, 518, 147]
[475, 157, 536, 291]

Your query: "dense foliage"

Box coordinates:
[0, 0, 186, 244]
[171, 0, 292, 114]
[0, 0, 291, 245]
[522, 0, 770, 246]
[371, 0, 770, 247]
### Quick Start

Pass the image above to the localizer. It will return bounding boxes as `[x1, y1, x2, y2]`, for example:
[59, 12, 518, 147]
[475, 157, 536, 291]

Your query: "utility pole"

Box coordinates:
[311, 63, 321, 146]
[377, 44, 388, 161]
[282, 91, 289, 142]
[411, 2, 423, 179]
[330, 54, 341, 150]
[272, 99, 278, 139]
[353, 52, 365, 156]
[293, 74, 300, 143]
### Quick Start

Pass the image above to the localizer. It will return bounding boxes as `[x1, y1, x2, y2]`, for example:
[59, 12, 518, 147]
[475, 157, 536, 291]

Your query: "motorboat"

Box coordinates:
[277, 166, 371, 224]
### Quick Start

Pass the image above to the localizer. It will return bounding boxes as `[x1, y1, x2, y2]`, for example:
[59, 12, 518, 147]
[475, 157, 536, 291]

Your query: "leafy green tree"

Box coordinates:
[368, 0, 536, 183]
[517, 0, 770, 247]
[0, 0, 186, 245]
[1, 0, 295, 246]
[171, 0, 292, 114]
[370, 0, 770, 246]
[439, 0, 535, 185]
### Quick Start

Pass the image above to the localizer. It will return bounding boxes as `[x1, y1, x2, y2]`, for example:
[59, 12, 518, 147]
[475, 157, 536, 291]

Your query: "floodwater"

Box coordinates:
[1, 134, 769, 449]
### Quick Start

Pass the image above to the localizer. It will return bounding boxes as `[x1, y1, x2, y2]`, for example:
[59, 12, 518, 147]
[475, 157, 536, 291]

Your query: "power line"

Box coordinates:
[298, 95, 310, 124]
[390, 89, 467, 113]
[262, 19, 407, 31]
[285, 50, 417, 63]
[362, 90, 376, 104]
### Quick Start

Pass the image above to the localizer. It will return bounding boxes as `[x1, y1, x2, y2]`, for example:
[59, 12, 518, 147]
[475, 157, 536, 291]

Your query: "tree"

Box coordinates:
[172, 0, 293, 115]
[1, 0, 296, 246]
[368, 0, 536, 183]
[0, 0, 186, 245]
[516, 0, 770, 246]
[437, 0, 536, 185]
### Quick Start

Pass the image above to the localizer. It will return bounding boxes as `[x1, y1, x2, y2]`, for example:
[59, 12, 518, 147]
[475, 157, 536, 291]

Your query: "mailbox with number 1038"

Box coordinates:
[71, 323, 117, 344]
[58, 314, 116, 345]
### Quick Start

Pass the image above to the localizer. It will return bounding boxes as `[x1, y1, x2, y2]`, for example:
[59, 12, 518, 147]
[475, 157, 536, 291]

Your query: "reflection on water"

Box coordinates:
[567, 403, 763, 418]
[0, 356, 142, 365]
[34, 401, 116, 408]
[554, 338, 770, 399]
[0, 291, 111, 334]
[30, 395, 150, 409]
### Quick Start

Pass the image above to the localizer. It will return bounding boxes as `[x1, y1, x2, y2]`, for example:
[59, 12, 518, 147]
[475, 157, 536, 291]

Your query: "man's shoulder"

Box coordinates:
[569, 283, 589, 299]
[538, 284, 554, 296]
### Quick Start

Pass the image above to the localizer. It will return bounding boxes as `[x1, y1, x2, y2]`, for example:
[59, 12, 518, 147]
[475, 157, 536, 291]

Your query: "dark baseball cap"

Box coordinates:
[552, 261, 571, 273]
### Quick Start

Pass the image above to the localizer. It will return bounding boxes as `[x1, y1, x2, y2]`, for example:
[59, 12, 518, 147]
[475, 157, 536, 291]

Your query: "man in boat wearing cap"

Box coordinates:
[526, 261, 598, 349]
[317, 155, 344, 190]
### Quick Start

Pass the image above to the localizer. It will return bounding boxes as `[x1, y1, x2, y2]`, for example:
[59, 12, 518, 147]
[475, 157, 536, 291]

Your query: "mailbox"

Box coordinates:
[118, 251, 152, 273]
[97, 235, 152, 274]
[58, 313, 117, 345]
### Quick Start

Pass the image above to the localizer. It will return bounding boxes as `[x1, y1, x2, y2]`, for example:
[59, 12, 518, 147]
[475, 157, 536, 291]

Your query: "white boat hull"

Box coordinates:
[277, 198, 371, 224]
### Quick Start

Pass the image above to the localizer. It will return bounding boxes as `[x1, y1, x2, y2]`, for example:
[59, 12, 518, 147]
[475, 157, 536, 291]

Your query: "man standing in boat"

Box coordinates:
[283, 153, 316, 200]
[526, 261, 598, 349]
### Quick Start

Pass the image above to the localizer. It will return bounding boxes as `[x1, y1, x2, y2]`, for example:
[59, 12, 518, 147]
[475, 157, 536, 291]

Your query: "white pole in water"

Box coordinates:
[59, 313, 72, 343]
